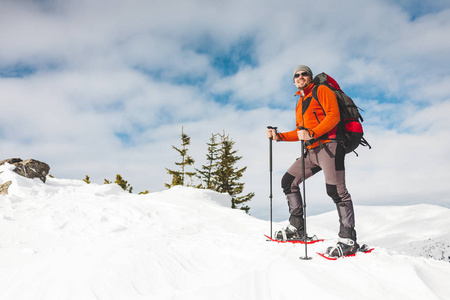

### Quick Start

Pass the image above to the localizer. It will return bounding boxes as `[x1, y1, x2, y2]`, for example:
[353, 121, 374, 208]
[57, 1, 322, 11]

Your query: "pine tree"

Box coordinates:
[83, 175, 91, 184]
[196, 133, 219, 190]
[212, 132, 254, 213]
[164, 169, 183, 188]
[165, 127, 196, 188]
[104, 175, 133, 193]
[115, 174, 133, 193]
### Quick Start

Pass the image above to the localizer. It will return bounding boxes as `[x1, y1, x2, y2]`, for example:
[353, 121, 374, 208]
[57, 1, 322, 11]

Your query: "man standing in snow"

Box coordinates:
[267, 65, 359, 257]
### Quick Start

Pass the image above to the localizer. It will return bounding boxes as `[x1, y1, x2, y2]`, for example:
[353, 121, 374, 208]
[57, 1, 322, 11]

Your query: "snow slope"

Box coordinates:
[1, 164, 450, 300]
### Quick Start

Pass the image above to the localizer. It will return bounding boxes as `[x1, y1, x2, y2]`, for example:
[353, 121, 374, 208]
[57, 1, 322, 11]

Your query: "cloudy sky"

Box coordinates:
[1, 0, 449, 221]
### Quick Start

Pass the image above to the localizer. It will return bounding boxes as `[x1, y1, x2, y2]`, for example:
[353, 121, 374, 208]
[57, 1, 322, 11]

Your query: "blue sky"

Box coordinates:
[1, 0, 450, 221]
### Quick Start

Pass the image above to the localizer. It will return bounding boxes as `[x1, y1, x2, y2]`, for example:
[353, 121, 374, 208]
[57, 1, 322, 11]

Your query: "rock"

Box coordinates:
[0, 180, 12, 195]
[0, 158, 22, 165]
[0, 158, 50, 183]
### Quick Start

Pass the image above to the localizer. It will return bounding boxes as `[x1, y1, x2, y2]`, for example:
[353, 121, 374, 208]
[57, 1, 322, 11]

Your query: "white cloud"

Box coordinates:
[1, 0, 450, 221]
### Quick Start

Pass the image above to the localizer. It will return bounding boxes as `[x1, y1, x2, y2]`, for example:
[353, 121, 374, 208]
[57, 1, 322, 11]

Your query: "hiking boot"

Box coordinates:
[326, 238, 360, 257]
[275, 225, 298, 241]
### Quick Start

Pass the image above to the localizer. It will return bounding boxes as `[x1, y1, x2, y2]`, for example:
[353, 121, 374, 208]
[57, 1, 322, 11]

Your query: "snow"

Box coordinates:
[1, 163, 450, 300]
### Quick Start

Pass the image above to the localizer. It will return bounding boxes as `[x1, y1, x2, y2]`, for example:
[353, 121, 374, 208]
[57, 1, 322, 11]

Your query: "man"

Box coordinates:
[267, 65, 359, 257]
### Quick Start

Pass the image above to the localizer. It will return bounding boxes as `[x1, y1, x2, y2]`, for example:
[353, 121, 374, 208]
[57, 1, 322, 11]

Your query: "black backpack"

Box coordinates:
[312, 72, 371, 155]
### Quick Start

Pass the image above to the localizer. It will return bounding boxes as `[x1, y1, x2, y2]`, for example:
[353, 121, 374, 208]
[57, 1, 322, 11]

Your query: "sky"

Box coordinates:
[1, 0, 450, 221]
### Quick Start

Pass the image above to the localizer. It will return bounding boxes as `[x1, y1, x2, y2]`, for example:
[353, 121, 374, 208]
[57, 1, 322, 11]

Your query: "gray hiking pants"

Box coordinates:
[281, 142, 356, 240]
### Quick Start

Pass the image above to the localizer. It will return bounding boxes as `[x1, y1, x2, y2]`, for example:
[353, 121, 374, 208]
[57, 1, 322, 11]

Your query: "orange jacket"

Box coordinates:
[279, 83, 340, 149]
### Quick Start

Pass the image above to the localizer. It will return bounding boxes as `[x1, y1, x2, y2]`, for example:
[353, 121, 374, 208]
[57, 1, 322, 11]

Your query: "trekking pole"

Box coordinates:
[267, 126, 277, 238]
[298, 129, 312, 260]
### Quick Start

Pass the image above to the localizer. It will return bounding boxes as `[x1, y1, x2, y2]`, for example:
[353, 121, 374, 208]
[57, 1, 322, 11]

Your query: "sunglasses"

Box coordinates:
[294, 72, 309, 78]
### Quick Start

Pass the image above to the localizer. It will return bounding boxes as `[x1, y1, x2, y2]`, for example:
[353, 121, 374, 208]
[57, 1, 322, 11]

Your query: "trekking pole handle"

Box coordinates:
[267, 126, 278, 140]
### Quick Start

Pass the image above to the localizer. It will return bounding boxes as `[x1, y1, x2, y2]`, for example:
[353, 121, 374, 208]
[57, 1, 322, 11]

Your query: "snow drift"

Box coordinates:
[1, 163, 449, 300]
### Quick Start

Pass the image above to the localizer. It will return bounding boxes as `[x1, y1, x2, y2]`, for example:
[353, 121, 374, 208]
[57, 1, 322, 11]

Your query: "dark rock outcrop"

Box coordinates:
[0, 158, 50, 183]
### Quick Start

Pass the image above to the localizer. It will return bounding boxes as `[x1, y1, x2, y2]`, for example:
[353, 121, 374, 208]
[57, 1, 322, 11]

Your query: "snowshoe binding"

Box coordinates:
[272, 225, 319, 243]
[317, 240, 373, 260]
[274, 225, 298, 241]
[326, 238, 360, 258]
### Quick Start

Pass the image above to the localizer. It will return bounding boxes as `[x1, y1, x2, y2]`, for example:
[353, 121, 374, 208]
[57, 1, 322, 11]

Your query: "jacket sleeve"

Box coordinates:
[276, 129, 299, 142]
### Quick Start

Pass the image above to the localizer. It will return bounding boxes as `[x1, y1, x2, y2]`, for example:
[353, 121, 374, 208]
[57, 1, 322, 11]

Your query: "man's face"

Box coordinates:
[294, 71, 312, 90]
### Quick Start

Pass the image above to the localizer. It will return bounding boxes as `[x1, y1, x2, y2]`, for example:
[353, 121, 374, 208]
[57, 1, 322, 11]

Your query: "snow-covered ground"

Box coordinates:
[1, 163, 449, 300]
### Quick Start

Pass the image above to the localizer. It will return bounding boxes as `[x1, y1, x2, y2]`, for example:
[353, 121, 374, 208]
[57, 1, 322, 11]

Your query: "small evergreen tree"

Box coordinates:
[212, 132, 254, 213]
[83, 175, 91, 184]
[196, 133, 219, 190]
[164, 169, 183, 188]
[165, 127, 196, 188]
[103, 175, 133, 193]
[115, 174, 133, 193]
